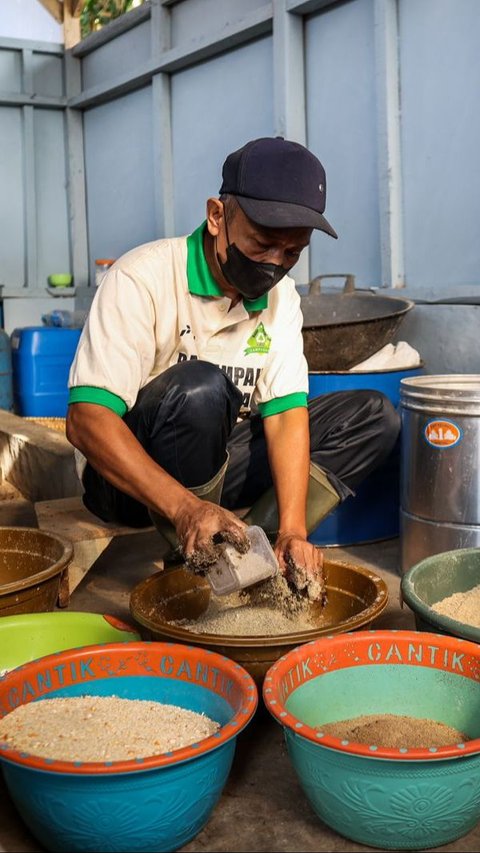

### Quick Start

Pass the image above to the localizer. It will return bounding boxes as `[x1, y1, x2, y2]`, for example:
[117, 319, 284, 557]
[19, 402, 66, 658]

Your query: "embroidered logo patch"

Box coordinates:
[244, 323, 271, 355]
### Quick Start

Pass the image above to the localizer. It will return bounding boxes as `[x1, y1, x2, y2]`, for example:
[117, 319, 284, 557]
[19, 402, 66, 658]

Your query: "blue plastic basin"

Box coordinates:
[0, 641, 258, 852]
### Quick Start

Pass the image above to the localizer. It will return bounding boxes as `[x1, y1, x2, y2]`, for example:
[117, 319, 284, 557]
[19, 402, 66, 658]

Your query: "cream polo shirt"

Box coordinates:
[68, 222, 308, 419]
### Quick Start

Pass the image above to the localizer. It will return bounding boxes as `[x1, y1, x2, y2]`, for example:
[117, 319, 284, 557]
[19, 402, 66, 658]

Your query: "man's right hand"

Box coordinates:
[173, 497, 249, 572]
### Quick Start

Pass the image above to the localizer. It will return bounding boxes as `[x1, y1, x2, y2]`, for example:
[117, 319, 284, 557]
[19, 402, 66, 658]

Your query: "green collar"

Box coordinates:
[186, 222, 268, 312]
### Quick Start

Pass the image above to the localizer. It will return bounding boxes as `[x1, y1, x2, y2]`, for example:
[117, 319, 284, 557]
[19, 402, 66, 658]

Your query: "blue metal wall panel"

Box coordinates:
[0, 40, 68, 294]
[305, 0, 381, 288]
[3, 0, 480, 316]
[83, 87, 156, 284]
[399, 0, 480, 291]
[32, 52, 64, 97]
[0, 106, 25, 285]
[34, 109, 70, 283]
[0, 48, 21, 91]
[170, 0, 268, 48]
[171, 37, 274, 236]
[81, 21, 152, 91]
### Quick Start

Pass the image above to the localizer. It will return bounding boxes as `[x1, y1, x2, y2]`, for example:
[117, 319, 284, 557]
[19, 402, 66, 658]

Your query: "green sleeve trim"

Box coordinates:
[68, 386, 128, 417]
[258, 392, 308, 418]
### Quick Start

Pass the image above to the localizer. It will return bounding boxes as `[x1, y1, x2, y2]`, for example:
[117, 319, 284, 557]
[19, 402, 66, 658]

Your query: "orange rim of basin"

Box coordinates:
[0, 641, 258, 775]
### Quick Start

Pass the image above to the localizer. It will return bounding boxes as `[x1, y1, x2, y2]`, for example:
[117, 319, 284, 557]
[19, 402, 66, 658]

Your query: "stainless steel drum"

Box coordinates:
[400, 375, 480, 572]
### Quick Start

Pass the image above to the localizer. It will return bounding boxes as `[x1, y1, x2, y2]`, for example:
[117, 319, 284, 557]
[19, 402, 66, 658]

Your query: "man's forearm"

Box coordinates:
[66, 402, 194, 522]
[263, 407, 310, 537]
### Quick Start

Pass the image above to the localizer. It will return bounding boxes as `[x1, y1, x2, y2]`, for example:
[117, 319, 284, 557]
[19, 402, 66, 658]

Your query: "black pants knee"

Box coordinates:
[221, 390, 401, 509]
[82, 360, 242, 526]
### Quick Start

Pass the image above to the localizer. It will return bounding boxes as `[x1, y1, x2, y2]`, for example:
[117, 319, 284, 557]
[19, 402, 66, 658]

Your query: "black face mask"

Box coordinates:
[217, 219, 289, 300]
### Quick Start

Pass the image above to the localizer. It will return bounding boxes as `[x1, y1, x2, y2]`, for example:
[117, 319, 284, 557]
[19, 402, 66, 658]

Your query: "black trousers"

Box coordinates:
[82, 360, 401, 528]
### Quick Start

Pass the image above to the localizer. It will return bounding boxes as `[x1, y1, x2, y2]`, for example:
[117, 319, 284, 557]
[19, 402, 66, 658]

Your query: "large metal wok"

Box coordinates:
[301, 274, 415, 371]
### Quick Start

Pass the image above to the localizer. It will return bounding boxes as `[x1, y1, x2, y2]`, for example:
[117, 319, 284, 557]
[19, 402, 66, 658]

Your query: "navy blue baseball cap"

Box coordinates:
[219, 136, 337, 238]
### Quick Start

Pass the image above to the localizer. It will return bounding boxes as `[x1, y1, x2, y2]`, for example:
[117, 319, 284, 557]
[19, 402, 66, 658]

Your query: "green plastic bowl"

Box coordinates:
[47, 273, 73, 287]
[401, 547, 480, 642]
[264, 629, 480, 850]
[0, 611, 140, 674]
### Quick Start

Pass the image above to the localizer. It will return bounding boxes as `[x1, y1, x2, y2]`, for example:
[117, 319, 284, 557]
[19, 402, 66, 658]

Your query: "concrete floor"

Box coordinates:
[1, 495, 480, 852]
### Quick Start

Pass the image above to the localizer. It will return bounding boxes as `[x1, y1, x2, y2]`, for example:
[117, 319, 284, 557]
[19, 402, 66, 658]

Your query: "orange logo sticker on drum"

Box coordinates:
[424, 419, 462, 448]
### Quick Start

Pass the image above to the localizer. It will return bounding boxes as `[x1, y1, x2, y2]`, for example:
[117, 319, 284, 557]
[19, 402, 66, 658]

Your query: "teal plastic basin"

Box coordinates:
[401, 547, 480, 643]
[264, 630, 480, 850]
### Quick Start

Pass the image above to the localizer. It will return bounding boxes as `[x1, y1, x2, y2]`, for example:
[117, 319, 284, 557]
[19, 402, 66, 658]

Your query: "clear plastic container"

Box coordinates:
[41, 309, 88, 328]
[206, 525, 279, 596]
[95, 259, 115, 287]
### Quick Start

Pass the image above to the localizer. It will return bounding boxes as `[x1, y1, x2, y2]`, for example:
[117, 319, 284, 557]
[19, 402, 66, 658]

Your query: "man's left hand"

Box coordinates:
[274, 533, 326, 603]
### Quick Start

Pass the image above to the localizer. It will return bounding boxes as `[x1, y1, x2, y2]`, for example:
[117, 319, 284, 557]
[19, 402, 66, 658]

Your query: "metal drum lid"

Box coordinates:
[400, 374, 480, 415]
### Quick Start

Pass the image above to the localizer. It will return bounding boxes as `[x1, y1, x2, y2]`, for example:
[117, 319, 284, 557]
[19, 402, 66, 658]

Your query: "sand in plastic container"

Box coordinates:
[174, 574, 324, 636]
[320, 713, 468, 748]
[431, 583, 480, 629]
[0, 696, 219, 762]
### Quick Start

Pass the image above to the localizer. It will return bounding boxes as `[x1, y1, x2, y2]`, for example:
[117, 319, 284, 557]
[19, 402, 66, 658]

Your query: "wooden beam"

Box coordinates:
[37, 0, 63, 25]
[70, 0, 85, 16]
[64, 1, 82, 48]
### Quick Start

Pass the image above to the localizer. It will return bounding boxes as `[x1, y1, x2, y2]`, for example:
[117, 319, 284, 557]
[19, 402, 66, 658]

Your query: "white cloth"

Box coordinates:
[349, 341, 421, 372]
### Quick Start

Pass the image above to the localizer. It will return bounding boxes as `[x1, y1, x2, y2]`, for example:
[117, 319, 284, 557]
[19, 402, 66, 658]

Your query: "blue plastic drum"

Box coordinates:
[11, 326, 82, 417]
[308, 365, 424, 546]
[0, 329, 13, 411]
